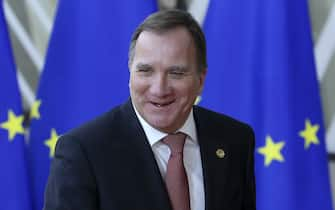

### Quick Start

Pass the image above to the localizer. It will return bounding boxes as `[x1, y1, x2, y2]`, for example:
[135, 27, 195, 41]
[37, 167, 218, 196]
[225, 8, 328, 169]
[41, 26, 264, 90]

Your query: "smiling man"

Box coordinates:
[129, 26, 205, 133]
[44, 10, 256, 210]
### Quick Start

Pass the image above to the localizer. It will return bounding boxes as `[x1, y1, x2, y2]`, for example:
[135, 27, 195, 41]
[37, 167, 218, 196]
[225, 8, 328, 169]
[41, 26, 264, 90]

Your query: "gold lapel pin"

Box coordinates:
[216, 149, 225, 159]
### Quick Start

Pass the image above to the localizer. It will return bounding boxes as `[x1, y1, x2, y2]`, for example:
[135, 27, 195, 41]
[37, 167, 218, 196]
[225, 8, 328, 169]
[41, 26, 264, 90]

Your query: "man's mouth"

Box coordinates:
[151, 101, 174, 107]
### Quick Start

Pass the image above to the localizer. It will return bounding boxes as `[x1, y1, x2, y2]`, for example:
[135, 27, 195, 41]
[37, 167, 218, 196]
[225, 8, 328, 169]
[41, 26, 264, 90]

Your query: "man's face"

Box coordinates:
[129, 27, 206, 133]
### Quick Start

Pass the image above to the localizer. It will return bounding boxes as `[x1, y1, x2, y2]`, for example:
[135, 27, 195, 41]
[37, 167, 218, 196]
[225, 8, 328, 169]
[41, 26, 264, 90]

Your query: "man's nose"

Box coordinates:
[150, 74, 171, 97]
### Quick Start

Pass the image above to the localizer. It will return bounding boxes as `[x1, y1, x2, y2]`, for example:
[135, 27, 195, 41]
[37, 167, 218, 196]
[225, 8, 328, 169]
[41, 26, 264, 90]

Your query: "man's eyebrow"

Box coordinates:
[168, 65, 189, 72]
[135, 63, 152, 70]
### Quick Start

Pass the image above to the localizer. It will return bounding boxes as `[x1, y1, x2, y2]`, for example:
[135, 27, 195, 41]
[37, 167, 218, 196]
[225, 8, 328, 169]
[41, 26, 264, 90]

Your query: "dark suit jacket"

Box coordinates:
[44, 100, 256, 210]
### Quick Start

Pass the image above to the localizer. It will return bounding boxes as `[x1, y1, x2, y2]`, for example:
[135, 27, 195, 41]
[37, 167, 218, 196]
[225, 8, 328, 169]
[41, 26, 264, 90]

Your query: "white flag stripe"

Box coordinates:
[4, 1, 44, 72]
[17, 69, 35, 107]
[25, 0, 53, 34]
[188, 0, 209, 26]
[314, 2, 335, 154]
[315, 3, 335, 82]
[326, 115, 335, 154]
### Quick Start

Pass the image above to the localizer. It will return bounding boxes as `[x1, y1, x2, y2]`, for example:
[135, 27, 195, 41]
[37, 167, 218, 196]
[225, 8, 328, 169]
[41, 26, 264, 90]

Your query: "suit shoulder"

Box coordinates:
[194, 105, 254, 136]
[70, 105, 122, 134]
[59, 102, 132, 147]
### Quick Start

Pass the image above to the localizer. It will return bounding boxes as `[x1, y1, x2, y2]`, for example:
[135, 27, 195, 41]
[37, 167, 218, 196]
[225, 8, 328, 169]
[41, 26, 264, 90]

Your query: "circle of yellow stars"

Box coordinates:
[1, 99, 60, 158]
[257, 118, 320, 167]
[29, 100, 60, 158]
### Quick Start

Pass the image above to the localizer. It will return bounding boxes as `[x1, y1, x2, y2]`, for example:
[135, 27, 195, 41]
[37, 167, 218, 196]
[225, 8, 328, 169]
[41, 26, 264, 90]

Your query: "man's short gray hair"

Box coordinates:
[128, 9, 207, 73]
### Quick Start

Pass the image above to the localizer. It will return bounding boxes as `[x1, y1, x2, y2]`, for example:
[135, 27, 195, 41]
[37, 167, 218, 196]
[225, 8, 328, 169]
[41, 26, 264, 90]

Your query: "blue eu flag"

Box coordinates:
[28, 1, 157, 209]
[0, 1, 32, 209]
[202, 0, 333, 209]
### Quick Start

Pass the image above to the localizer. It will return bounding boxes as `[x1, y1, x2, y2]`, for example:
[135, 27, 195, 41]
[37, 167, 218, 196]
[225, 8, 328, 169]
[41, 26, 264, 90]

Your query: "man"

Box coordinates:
[44, 9, 256, 210]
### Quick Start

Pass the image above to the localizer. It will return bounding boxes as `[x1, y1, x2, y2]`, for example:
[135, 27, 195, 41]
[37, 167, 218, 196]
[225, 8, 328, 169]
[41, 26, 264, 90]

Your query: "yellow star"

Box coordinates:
[258, 135, 285, 167]
[30, 100, 41, 120]
[44, 129, 60, 158]
[0, 110, 25, 141]
[194, 96, 202, 105]
[299, 119, 319, 149]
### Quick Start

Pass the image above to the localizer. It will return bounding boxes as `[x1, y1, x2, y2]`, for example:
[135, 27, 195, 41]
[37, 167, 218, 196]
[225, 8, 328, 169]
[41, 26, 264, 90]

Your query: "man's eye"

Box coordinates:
[137, 68, 149, 72]
[171, 71, 184, 75]
[169, 71, 186, 78]
[136, 68, 153, 77]
[137, 68, 152, 74]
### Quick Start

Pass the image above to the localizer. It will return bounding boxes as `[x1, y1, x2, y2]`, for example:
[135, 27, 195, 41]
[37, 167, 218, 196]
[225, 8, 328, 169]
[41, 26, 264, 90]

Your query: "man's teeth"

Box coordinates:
[153, 102, 171, 107]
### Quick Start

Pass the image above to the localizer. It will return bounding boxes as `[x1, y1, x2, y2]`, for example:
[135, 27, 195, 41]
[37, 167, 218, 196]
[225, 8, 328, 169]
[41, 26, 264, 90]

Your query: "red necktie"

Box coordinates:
[163, 133, 190, 210]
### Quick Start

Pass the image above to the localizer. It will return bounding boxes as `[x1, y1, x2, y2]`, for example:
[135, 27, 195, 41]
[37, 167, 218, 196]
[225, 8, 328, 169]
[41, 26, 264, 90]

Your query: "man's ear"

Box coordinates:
[198, 68, 207, 95]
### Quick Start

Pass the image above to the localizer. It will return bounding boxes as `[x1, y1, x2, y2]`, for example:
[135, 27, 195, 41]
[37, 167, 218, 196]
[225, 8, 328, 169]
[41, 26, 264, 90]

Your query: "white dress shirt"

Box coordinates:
[134, 106, 205, 210]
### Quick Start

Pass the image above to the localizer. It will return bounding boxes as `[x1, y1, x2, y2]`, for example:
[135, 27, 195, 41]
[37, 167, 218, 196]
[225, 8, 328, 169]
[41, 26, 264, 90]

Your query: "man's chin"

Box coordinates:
[147, 118, 178, 133]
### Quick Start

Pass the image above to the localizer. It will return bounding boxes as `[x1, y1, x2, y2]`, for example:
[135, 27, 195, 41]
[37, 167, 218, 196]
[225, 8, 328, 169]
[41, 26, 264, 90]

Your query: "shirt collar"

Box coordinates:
[133, 105, 197, 147]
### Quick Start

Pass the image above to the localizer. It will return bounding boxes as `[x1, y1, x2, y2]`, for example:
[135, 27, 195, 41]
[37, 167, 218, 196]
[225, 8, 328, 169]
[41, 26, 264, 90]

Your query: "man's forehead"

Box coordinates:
[135, 28, 195, 57]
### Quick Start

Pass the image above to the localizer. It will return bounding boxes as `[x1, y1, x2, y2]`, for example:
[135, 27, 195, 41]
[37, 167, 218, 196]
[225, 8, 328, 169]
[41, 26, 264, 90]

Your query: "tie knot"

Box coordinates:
[163, 132, 186, 155]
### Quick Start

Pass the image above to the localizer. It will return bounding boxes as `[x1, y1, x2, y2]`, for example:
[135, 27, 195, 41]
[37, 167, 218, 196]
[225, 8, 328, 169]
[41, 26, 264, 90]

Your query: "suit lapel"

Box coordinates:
[194, 106, 231, 210]
[120, 101, 172, 210]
